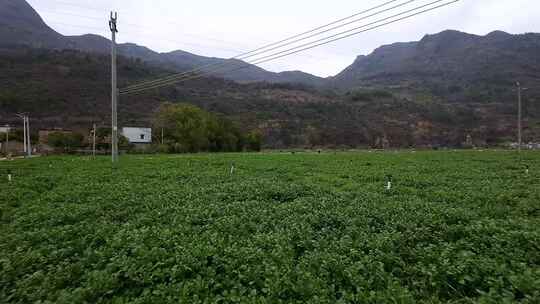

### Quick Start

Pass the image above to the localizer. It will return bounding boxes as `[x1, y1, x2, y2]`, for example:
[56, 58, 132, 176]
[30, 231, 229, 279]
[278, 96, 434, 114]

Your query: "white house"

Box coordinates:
[122, 127, 152, 144]
[0, 126, 11, 133]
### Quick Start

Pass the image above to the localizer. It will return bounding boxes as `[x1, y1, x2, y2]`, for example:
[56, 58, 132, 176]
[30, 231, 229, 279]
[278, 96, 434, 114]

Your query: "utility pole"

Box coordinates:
[22, 116, 27, 153]
[26, 116, 31, 157]
[516, 82, 528, 152]
[161, 128, 164, 145]
[4, 124, 8, 156]
[517, 82, 522, 152]
[92, 123, 97, 158]
[16, 114, 28, 154]
[110, 11, 119, 163]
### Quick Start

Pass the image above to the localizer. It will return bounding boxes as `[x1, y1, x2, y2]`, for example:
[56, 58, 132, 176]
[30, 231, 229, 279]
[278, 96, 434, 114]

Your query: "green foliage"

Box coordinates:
[93, 128, 131, 151]
[0, 129, 26, 143]
[0, 90, 22, 110]
[47, 132, 84, 151]
[118, 135, 132, 151]
[2, 47, 539, 149]
[245, 130, 263, 152]
[154, 102, 258, 153]
[348, 89, 394, 102]
[1, 152, 539, 303]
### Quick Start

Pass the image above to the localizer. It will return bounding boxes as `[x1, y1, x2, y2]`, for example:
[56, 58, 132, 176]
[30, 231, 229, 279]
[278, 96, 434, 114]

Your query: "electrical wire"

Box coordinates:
[122, 0, 459, 95]
[120, 0, 414, 92]
[241, 0, 448, 65]
[39, 10, 250, 53]
[235, 0, 418, 62]
[121, 0, 459, 95]
[46, 21, 243, 54]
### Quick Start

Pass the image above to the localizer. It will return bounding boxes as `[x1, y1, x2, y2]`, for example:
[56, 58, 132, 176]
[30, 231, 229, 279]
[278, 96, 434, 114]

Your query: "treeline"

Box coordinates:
[1, 103, 262, 155]
[45, 130, 131, 153]
[154, 103, 262, 153]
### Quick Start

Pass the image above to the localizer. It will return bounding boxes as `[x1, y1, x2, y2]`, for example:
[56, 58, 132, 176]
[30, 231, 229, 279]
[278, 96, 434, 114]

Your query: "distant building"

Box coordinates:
[0, 126, 11, 133]
[122, 127, 152, 144]
[508, 142, 540, 150]
[526, 143, 540, 150]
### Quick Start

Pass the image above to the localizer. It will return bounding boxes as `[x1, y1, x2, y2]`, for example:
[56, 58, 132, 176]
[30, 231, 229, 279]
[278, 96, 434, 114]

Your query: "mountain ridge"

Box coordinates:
[331, 29, 540, 98]
[1, 0, 540, 148]
[0, 0, 326, 86]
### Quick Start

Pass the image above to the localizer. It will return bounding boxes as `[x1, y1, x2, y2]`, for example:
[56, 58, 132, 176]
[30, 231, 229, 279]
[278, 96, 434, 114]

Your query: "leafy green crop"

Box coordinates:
[1, 151, 539, 303]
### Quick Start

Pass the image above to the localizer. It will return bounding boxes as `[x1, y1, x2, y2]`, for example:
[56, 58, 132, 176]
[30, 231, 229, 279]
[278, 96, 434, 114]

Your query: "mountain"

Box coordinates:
[1, 0, 539, 148]
[0, 0, 324, 86]
[2, 46, 538, 149]
[332, 30, 540, 103]
[0, 0, 66, 48]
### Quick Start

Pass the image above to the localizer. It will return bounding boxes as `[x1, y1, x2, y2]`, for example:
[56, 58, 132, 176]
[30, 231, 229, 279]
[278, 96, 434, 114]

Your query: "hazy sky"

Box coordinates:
[27, 0, 540, 77]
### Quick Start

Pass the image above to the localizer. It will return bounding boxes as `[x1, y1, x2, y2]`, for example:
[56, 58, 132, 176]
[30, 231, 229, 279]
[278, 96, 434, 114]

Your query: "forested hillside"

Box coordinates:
[3, 47, 538, 148]
[1, 0, 540, 148]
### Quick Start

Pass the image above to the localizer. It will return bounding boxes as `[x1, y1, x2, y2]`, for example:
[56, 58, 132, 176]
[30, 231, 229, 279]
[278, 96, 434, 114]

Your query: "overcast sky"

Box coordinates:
[27, 0, 540, 77]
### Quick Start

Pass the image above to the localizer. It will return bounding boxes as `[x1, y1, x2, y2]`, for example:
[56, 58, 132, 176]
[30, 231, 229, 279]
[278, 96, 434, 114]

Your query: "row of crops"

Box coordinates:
[1, 151, 539, 303]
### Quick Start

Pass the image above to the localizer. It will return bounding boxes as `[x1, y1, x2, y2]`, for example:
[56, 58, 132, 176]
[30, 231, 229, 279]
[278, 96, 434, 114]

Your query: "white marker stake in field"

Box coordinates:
[386, 175, 393, 191]
[230, 164, 235, 175]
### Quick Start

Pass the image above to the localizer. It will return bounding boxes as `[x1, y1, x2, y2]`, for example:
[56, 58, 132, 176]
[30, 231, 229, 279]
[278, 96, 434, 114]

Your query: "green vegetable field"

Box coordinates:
[1, 151, 539, 303]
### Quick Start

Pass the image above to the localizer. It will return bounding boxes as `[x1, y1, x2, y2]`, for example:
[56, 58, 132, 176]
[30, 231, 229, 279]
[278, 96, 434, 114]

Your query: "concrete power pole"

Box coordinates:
[26, 116, 31, 157]
[110, 12, 119, 163]
[516, 82, 529, 152]
[22, 116, 27, 153]
[4, 125, 8, 156]
[92, 123, 97, 158]
[17, 113, 28, 155]
[517, 82, 522, 152]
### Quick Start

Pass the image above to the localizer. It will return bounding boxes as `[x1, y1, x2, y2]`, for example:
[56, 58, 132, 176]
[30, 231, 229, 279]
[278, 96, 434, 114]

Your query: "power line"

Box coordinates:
[123, 0, 459, 95]
[236, 0, 419, 61]
[32, 0, 115, 13]
[45, 17, 336, 67]
[121, 0, 459, 95]
[46, 21, 244, 54]
[40, 10, 250, 53]
[36, 0, 270, 49]
[120, 0, 419, 93]
[243, 0, 448, 65]
[42, 13, 350, 60]
[252, 1, 459, 66]
[120, 0, 450, 95]
[233, 0, 403, 59]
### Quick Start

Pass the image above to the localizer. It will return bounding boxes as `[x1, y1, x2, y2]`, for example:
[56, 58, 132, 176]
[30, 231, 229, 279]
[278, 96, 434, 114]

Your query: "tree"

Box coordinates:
[47, 132, 84, 152]
[154, 103, 209, 153]
[153, 102, 253, 153]
[206, 115, 242, 152]
[246, 130, 263, 152]
[93, 127, 131, 151]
